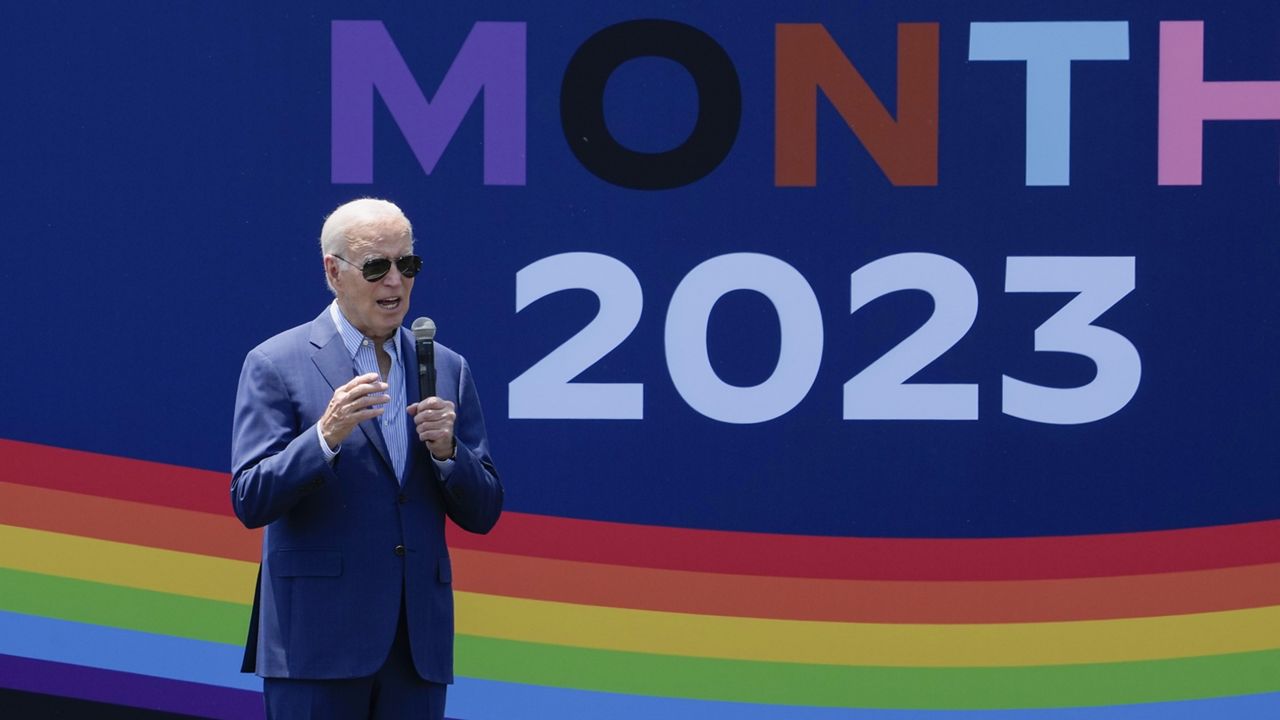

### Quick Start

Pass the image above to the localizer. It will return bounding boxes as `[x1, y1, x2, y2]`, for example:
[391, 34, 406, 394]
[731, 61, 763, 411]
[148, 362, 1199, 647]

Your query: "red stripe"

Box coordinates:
[448, 512, 1280, 580]
[8, 438, 1280, 581]
[3, 439, 228, 515]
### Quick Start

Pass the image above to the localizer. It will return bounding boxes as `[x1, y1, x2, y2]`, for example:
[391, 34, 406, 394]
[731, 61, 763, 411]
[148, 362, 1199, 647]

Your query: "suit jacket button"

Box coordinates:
[397, 493, 408, 505]
[394, 545, 405, 557]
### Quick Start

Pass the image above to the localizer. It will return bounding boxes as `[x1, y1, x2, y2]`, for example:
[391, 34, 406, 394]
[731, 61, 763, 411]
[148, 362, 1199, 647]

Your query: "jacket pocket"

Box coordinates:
[272, 549, 343, 577]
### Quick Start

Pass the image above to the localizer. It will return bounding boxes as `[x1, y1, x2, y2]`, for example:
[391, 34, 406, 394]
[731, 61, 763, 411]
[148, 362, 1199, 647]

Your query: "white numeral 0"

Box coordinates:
[665, 253, 823, 424]
[1002, 256, 1141, 424]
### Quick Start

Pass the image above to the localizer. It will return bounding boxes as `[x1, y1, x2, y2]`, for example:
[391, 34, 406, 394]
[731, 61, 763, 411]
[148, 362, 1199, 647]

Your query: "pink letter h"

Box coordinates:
[1160, 21, 1280, 185]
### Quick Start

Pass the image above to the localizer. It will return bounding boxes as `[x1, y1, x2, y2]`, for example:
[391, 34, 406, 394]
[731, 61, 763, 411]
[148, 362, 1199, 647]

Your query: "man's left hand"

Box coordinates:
[408, 397, 456, 460]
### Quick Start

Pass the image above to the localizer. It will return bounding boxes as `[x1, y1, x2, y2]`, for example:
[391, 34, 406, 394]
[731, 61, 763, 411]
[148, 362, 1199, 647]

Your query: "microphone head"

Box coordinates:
[411, 317, 436, 341]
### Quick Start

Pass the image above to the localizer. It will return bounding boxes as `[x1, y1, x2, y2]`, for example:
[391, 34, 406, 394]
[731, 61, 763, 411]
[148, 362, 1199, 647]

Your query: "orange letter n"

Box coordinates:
[776, 23, 938, 186]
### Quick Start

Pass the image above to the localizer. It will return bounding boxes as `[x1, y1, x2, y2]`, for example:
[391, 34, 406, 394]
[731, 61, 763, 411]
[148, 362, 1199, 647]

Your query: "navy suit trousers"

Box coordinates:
[263, 596, 446, 720]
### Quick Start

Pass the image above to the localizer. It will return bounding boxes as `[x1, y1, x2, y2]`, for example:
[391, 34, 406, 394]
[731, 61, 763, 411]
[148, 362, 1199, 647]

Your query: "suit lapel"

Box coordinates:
[309, 310, 395, 477]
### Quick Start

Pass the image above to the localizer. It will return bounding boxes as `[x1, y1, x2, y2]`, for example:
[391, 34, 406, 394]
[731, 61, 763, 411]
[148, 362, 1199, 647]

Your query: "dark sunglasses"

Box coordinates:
[332, 253, 423, 282]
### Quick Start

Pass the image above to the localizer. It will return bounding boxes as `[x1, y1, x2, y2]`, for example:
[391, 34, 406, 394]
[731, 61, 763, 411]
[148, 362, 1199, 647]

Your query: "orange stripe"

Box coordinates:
[0, 481, 260, 562]
[452, 548, 1280, 623]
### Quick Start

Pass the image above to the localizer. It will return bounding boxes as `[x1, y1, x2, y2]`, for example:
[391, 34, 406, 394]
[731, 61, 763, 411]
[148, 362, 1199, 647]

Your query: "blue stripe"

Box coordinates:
[0, 611, 261, 692]
[448, 679, 1280, 720]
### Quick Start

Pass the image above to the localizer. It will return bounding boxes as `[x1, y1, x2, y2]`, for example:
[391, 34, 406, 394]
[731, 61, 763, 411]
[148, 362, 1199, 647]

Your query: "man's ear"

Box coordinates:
[325, 256, 340, 288]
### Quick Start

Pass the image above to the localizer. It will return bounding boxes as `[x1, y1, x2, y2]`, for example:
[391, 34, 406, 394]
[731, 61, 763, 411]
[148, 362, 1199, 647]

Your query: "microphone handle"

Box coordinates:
[417, 338, 436, 401]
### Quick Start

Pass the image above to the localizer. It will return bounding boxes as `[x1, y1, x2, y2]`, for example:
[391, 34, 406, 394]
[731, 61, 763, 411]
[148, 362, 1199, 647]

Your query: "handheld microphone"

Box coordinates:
[411, 317, 436, 401]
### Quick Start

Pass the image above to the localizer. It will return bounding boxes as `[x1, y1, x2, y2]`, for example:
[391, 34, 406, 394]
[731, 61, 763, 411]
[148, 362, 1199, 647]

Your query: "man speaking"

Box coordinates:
[231, 198, 503, 719]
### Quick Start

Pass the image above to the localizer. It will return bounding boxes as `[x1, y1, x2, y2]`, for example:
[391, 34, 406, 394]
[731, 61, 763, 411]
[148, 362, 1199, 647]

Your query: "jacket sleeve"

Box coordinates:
[230, 347, 337, 529]
[437, 356, 504, 534]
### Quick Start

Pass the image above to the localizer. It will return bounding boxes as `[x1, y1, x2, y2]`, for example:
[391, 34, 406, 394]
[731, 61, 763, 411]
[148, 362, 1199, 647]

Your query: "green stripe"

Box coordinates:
[456, 636, 1280, 709]
[5, 567, 1279, 709]
[0, 567, 247, 645]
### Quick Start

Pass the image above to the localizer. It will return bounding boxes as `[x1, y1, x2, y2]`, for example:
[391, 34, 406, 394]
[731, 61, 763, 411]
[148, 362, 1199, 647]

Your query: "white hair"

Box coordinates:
[319, 198, 414, 293]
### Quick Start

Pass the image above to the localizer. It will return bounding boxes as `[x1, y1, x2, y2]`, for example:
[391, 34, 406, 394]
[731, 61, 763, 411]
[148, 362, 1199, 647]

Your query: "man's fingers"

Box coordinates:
[414, 411, 455, 429]
[352, 407, 385, 422]
[418, 427, 451, 442]
[421, 397, 455, 411]
[319, 375, 390, 447]
[342, 372, 381, 390]
[413, 399, 456, 422]
[345, 380, 389, 399]
[349, 391, 390, 410]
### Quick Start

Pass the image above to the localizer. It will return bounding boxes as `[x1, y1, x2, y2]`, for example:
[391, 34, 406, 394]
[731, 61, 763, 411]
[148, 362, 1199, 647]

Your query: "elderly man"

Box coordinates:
[231, 198, 503, 719]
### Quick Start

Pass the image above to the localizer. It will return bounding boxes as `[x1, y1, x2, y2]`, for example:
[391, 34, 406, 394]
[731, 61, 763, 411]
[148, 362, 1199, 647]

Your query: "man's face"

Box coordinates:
[327, 219, 415, 342]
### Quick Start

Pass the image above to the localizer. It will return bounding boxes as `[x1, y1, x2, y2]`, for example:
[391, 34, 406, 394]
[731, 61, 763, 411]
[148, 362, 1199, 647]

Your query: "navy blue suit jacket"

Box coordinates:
[230, 309, 503, 683]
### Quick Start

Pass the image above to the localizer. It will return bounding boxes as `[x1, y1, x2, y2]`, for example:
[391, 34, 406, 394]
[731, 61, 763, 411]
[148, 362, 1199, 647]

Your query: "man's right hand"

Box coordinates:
[319, 372, 388, 450]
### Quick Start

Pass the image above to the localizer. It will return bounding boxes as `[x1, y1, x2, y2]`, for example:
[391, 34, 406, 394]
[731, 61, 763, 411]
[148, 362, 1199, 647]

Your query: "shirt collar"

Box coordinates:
[329, 301, 401, 362]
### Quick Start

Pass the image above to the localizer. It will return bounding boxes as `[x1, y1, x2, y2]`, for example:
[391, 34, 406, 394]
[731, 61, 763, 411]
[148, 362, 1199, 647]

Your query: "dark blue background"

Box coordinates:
[3, 1, 1277, 537]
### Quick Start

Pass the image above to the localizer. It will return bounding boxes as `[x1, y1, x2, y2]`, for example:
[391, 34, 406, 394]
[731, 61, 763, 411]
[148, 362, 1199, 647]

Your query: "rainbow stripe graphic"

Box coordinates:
[3, 438, 1280, 718]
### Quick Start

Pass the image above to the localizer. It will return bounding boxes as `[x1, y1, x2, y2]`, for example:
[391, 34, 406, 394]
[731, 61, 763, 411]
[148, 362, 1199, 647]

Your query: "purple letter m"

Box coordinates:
[332, 21, 526, 185]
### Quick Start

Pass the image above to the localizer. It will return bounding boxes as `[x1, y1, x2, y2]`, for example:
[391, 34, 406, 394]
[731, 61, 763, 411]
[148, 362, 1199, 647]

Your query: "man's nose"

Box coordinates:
[381, 265, 405, 286]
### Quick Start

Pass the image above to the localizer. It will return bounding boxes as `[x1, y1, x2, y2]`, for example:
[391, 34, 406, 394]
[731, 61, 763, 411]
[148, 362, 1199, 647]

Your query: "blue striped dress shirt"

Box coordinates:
[322, 302, 409, 482]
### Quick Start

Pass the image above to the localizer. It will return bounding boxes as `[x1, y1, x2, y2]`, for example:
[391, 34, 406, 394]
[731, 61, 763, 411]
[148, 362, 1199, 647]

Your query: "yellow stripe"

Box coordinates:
[0, 525, 255, 604]
[456, 591, 1280, 667]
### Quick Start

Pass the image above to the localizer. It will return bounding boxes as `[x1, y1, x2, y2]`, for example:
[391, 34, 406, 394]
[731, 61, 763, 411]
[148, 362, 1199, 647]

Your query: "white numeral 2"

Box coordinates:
[508, 252, 643, 419]
[843, 253, 979, 420]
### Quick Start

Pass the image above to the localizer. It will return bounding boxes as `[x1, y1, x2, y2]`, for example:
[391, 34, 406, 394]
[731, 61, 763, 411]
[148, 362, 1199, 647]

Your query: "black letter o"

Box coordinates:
[561, 19, 742, 190]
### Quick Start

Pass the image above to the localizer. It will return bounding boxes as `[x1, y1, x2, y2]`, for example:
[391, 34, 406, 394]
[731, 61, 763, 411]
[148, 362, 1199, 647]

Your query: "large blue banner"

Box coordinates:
[3, 2, 1279, 717]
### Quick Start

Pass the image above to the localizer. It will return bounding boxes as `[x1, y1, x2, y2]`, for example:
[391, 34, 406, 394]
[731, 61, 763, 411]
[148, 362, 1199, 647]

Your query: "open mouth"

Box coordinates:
[376, 297, 401, 310]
